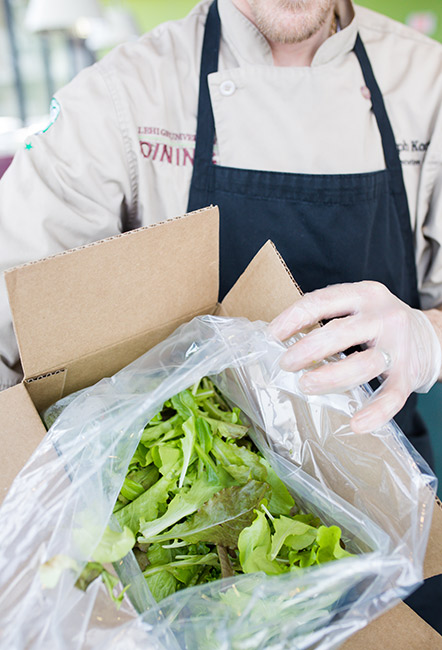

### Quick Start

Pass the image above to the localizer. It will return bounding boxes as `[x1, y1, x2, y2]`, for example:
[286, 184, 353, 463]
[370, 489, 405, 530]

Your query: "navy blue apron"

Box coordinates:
[187, 0, 433, 459]
[187, 2, 440, 629]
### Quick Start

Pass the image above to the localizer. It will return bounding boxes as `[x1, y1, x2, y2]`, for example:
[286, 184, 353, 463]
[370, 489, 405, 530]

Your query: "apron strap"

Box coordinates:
[353, 34, 419, 307]
[192, 0, 220, 177]
[353, 34, 406, 195]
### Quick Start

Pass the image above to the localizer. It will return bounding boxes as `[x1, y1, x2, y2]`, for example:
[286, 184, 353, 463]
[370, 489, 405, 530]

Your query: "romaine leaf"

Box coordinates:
[145, 571, 178, 602]
[211, 437, 267, 483]
[115, 474, 176, 534]
[171, 390, 199, 419]
[179, 416, 196, 488]
[195, 417, 213, 453]
[119, 477, 145, 501]
[289, 546, 317, 568]
[152, 444, 183, 476]
[143, 553, 219, 578]
[201, 415, 249, 439]
[127, 465, 159, 491]
[141, 414, 183, 443]
[138, 475, 222, 541]
[223, 463, 251, 484]
[128, 442, 152, 467]
[147, 480, 270, 548]
[193, 440, 236, 487]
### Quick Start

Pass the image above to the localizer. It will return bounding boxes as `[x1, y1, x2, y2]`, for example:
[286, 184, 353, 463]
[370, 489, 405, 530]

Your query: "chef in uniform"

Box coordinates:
[0, 0, 441, 629]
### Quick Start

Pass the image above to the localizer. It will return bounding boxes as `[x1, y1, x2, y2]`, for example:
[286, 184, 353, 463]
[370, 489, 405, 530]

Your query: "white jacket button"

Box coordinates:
[220, 80, 236, 96]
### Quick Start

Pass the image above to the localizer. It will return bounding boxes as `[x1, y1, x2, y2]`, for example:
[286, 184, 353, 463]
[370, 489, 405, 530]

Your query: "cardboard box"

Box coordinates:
[1, 205, 442, 647]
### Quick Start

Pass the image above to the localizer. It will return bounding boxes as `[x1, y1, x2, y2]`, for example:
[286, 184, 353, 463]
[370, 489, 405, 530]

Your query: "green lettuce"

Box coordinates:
[147, 480, 270, 548]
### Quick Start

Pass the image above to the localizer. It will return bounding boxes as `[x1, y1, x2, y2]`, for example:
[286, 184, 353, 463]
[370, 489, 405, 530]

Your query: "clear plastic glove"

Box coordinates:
[269, 281, 442, 433]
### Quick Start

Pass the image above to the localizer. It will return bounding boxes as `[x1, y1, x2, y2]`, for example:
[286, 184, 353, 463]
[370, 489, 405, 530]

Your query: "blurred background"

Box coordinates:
[1, 0, 441, 490]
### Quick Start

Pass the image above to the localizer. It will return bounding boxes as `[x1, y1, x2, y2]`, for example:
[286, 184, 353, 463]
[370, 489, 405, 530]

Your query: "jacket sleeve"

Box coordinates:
[416, 104, 442, 312]
[0, 63, 134, 389]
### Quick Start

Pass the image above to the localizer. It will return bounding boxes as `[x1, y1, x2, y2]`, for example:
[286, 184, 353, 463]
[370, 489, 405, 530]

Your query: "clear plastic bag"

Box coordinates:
[0, 315, 436, 650]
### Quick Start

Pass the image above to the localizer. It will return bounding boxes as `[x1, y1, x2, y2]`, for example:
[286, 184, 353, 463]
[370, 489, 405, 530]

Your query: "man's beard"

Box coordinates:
[248, 0, 335, 44]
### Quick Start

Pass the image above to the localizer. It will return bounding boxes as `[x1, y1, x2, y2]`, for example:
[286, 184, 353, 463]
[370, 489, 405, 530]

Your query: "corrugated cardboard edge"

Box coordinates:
[342, 601, 442, 649]
[5, 206, 217, 274]
[0, 383, 47, 504]
[219, 240, 303, 321]
[5, 206, 219, 380]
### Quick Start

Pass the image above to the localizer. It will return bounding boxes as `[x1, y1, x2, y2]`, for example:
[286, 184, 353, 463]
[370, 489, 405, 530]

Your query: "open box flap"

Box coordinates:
[5, 207, 219, 380]
[220, 240, 303, 321]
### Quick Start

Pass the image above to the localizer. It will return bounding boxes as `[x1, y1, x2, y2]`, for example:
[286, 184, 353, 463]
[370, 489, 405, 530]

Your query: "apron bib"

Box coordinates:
[187, 0, 429, 452]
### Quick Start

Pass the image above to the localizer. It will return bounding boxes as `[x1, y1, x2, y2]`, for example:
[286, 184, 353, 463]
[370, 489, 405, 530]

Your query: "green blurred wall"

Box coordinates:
[102, 0, 197, 33]
[357, 0, 442, 41]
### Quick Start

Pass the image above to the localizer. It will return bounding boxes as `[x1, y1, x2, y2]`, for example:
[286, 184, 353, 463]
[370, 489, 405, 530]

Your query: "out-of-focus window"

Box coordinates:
[0, 1, 74, 130]
[0, 0, 141, 155]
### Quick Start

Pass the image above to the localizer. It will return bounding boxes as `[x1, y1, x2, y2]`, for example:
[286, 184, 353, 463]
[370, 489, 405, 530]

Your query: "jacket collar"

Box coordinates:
[218, 0, 358, 67]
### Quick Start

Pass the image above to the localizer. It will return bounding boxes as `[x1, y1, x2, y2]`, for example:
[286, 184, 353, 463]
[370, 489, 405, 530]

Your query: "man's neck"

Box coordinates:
[231, 0, 335, 67]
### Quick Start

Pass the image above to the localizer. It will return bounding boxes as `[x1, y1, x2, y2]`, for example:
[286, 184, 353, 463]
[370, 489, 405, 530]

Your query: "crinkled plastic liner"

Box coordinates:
[0, 316, 436, 650]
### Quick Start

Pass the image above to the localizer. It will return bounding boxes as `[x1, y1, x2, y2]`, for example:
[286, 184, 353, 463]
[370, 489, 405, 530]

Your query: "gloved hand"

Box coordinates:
[269, 281, 442, 433]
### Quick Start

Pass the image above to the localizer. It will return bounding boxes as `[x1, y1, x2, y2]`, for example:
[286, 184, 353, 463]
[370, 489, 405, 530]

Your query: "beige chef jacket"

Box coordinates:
[0, 0, 441, 389]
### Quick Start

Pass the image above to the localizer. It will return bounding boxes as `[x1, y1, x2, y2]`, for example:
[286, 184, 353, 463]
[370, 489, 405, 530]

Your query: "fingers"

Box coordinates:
[269, 282, 380, 340]
[279, 315, 379, 373]
[298, 348, 391, 395]
[350, 377, 408, 433]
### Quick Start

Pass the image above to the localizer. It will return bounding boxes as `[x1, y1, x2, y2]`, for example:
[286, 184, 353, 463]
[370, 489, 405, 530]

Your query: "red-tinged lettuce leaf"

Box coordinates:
[75, 561, 104, 592]
[147, 480, 270, 548]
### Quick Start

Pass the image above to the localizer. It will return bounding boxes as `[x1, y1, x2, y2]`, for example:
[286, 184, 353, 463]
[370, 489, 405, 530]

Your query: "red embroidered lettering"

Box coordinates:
[151, 143, 160, 161]
[140, 141, 152, 158]
[182, 147, 194, 166]
[160, 144, 172, 164]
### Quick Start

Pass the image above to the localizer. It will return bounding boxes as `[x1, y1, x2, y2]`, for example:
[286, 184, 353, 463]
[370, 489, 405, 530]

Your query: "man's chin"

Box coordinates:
[248, 0, 333, 45]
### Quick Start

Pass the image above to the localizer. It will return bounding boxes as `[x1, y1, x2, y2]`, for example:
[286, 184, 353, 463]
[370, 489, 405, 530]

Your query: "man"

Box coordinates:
[0, 0, 441, 625]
